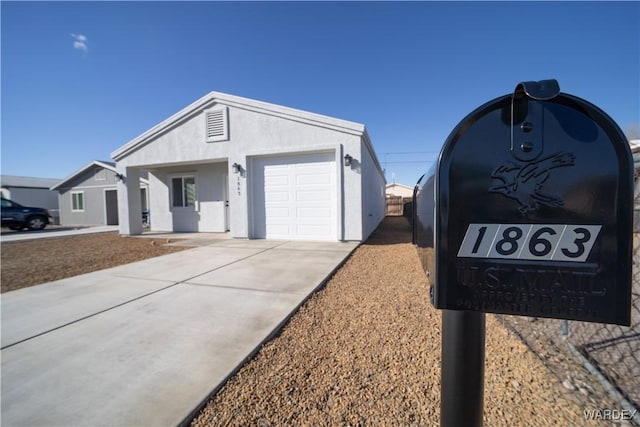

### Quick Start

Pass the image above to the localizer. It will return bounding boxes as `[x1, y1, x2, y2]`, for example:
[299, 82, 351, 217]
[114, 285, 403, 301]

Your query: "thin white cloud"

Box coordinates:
[70, 33, 88, 54]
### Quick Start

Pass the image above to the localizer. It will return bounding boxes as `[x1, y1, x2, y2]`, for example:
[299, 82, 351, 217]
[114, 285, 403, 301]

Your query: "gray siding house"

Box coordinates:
[1, 175, 61, 224]
[51, 161, 148, 226]
[111, 91, 386, 241]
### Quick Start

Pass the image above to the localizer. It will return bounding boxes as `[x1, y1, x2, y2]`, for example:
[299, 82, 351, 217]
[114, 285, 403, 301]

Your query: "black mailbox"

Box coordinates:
[414, 80, 633, 326]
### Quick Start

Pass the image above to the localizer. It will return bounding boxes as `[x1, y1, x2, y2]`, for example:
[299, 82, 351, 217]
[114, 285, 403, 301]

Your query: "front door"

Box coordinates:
[223, 174, 230, 231]
[105, 190, 119, 225]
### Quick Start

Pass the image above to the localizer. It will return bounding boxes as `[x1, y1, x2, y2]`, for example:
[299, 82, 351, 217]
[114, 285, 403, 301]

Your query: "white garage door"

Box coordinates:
[252, 152, 337, 240]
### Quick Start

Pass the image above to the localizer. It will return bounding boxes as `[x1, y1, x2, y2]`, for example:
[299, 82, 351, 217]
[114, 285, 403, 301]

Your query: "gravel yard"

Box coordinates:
[191, 217, 622, 426]
[1, 232, 187, 293]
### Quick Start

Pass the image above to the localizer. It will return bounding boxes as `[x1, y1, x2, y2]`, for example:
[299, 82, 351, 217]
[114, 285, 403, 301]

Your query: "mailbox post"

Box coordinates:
[414, 79, 634, 426]
[441, 310, 485, 426]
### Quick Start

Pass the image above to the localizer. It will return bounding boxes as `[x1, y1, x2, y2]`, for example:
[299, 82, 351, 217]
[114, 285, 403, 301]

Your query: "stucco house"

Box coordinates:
[386, 183, 414, 199]
[630, 139, 640, 170]
[51, 160, 148, 226]
[630, 139, 640, 231]
[1, 175, 61, 224]
[111, 91, 386, 241]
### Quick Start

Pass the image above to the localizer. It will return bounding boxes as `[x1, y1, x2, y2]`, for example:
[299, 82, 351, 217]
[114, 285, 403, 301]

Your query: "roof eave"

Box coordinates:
[111, 91, 367, 161]
[361, 127, 386, 184]
[50, 161, 117, 190]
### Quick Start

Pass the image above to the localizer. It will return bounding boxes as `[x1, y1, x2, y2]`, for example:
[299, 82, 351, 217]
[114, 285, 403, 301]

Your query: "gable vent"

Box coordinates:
[205, 106, 229, 142]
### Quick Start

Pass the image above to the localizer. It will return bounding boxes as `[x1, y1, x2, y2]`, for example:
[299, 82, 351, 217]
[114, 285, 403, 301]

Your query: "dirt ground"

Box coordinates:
[192, 217, 630, 427]
[1, 232, 187, 293]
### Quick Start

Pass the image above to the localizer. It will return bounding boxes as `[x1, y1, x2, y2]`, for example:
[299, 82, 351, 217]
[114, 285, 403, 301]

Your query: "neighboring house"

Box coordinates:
[1, 175, 61, 224]
[51, 160, 149, 226]
[111, 91, 386, 241]
[630, 139, 640, 172]
[386, 183, 414, 199]
[385, 183, 414, 216]
[630, 140, 640, 225]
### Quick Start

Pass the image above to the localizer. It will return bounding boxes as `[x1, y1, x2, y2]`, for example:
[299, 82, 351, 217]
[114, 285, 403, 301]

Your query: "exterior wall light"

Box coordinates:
[115, 173, 126, 182]
[344, 154, 353, 167]
[232, 162, 241, 174]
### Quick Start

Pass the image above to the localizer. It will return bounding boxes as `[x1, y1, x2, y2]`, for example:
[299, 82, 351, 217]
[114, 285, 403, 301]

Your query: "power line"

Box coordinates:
[382, 151, 437, 170]
[384, 160, 435, 164]
[383, 151, 439, 154]
[383, 151, 439, 156]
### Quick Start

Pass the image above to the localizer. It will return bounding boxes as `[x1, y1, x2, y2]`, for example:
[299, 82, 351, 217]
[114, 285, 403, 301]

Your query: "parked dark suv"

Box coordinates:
[1, 198, 52, 231]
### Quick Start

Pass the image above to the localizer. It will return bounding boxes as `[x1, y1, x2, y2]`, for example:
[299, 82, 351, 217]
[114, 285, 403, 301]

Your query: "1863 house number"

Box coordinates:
[457, 224, 602, 263]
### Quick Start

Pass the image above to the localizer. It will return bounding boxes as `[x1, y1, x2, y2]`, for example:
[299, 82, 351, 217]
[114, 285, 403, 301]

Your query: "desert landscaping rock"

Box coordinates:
[191, 217, 610, 426]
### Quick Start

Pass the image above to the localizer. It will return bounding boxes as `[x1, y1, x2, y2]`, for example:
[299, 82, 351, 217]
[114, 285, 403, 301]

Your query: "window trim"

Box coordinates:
[71, 191, 85, 212]
[205, 106, 229, 143]
[170, 174, 197, 209]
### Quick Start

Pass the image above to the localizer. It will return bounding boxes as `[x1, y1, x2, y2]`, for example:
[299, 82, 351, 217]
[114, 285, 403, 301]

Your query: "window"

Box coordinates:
[171, 176, 196, 208]
[205, 106, 229, 142]
[1, 198, 17, 208]
[71, 191, 85, 211]
[140, 188, 148, 212]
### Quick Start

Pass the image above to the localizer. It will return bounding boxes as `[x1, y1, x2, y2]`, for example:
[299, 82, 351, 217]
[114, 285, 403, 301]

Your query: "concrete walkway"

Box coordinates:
[1, 239, 358, 427]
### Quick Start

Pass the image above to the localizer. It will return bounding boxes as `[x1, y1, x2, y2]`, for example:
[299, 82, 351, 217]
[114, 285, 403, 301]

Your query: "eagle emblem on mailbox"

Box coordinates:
[489, 151, 575, 214]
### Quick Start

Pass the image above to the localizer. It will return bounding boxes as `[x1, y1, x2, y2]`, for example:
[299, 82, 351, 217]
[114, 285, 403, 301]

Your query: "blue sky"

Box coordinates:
[2, 1, 639, 187]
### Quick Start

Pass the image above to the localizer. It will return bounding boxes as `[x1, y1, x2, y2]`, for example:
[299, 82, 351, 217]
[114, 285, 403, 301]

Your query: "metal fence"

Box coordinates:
[497, 222, 640, 425]
[566, 236, 639, 413]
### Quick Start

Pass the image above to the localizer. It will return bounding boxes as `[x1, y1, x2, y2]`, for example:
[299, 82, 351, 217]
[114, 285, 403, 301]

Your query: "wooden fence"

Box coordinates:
[386, 196, 412, 217]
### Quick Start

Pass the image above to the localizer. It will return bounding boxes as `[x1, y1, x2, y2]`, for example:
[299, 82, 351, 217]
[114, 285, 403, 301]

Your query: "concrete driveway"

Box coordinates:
[1, 238, 358, 427]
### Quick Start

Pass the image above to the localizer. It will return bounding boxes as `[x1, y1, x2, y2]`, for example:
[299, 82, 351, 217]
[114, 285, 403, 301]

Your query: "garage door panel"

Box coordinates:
[297, 224, 331, 236]
[264, 175, 289, 186]
[265, 191, 289, 202]
[253, 152, 336, 240]
[296, 174, 330, 185]
[267, 224, 290, 236]
[296, 207, 331, 218]
[265, 162, 290, 170]
[296, 190, 331, 202]
[266, 206, 290, 218]
[295, 160, 329, 169]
